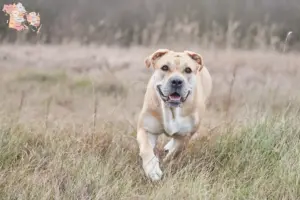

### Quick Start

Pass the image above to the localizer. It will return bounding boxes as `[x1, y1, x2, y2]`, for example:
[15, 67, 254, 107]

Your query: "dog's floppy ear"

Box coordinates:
[184, 50, 204, 71]
[145, 49, 169, 68]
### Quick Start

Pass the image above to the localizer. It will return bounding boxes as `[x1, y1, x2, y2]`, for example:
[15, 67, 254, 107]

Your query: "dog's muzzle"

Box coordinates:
[156, 85, 190, 107]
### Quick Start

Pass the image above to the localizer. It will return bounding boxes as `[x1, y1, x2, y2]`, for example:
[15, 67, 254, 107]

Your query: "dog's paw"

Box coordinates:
[164, 139, 174, 152]
[143, 156, 163, 181]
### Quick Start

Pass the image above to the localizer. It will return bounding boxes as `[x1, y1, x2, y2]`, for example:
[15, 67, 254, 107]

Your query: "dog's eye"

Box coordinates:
[185, 67, 192, 73]
[161, 65, 169, 71]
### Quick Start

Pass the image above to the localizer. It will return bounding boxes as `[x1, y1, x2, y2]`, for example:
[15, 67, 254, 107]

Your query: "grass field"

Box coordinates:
[0, 45, 300, 199]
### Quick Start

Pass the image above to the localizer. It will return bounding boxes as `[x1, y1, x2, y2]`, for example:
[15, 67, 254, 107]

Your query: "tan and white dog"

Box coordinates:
[136, 49, 212, 181]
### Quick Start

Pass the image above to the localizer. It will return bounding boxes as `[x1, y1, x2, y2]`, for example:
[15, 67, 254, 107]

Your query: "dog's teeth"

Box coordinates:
[169, 96, 181, 101]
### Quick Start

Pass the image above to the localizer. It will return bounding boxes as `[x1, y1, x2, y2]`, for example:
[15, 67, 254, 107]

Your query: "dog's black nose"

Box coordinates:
[171, 78, 183, 88]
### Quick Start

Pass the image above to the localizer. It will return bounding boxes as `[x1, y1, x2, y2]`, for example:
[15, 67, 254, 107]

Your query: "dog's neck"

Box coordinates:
[160, 98, 198, 136]
[170, 107, 176, 120]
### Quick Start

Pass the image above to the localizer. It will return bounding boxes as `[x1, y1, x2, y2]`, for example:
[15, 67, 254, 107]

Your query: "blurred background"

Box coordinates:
[0, 0, 300, 127]
[1, 1, 300, 198]
[0, 0, 300, 50]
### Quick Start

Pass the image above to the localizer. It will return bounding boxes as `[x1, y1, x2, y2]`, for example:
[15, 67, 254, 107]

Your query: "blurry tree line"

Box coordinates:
[0, 0, 299, 50]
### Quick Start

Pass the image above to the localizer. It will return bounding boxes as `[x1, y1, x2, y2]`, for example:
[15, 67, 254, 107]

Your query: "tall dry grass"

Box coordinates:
[0, 45, 300, 199]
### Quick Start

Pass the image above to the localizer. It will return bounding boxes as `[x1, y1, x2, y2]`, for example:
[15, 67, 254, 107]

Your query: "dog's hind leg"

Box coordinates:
[163, 135, 190, 163]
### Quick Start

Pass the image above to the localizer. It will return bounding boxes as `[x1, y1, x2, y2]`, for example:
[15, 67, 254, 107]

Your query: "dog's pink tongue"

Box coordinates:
[169, 95, 181, 101]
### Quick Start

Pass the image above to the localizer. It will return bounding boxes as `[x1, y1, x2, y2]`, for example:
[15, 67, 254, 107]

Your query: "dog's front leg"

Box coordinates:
[137, 128, 162, 181]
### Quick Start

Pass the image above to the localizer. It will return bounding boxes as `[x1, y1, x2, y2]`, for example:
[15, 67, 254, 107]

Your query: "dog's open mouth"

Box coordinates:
[168, 92, 181, 102]
[157, 85, 190, 106]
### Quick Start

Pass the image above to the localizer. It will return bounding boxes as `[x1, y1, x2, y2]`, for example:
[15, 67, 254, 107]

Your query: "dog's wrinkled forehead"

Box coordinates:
[145, 49, 203, 71]
[156, 52, 192, 69]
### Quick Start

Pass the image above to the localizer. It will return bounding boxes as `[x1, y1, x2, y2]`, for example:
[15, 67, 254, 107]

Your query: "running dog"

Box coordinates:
[136, 49, 212, 181]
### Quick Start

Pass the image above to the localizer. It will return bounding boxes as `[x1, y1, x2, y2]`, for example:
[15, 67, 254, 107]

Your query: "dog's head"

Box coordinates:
[145, 49, 204, 107]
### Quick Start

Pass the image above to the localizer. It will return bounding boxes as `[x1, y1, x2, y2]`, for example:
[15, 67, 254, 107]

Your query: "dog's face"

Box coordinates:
[145, 49, 204, 107]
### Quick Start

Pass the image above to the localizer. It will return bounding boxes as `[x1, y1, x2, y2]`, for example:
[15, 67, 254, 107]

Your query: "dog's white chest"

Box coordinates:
[162, 106, 197, 136]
